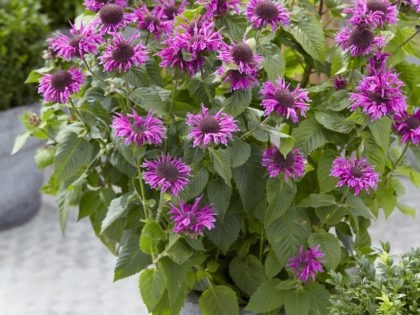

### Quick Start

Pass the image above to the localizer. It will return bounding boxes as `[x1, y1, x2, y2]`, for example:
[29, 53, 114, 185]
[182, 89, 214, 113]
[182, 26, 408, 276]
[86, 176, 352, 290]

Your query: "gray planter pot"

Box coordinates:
[0, 103, 43, 231]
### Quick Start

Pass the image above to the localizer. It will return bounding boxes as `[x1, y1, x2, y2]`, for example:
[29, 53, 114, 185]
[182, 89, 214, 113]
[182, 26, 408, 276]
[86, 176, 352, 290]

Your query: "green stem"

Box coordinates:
[69, 98, 90, 132]
[164, 79, 178, 153]
[393, 143, 409, 168]
[301, 63, 312, 88]
[241, 116, 271, 139]
[395, 28, 420, 52]
[320, 188, 349, 227]
[82, 56, 107, 85]
[137, 166, 150, 219]
[124, 75, 132, 111]
[41, 128, 58, 144]
[318, 0, 324, 16]
[156, 190, 166, 222]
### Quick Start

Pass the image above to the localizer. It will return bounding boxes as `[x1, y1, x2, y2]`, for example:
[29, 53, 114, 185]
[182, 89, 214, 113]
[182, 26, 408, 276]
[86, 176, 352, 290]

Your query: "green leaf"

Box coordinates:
[129, 86, 170, 115]
[299, 194, 336, 208]
[25, 67, 52, 83]
[100, 193, 133, 234]
[262, 44, 286, 82]
[139, 269, 166, 313]
[265, 250, 283, 279]
[325, 90, 350, 112]
[397, 202, 416, 218]
[292, 117, 327, 154]
[368, 117, 392, 151]
[34, 146, 55, 170]
[207, 211, 240, 254]
[139, 221, 165, 255]
[223, 15, 247, 42]
[78, 190, 101, 220]
[364, 133, 386, 173]
[288, 11, 326, 62]
[207, 177, 232, 219]
[308, 231, 341, 270]
[199, 285, 239, 315]
[346, 194, 372, 219]
[266, 208, 311, 265]
[245, 279, 286, 313]
[184, 168, 209, 201]
[222, 89, 252, 117]
[57, 188, 70, 234]
[166, 236, 193, 265]
[114, 233, 151, 281]
[229, 255, 265, 296]
[265, 178, 296, 227]
[227, 138, 251, 168]
[11, 130, 30, 155]
[315, 111, 354, 134]
[285, 290, 310, 315]
[54, 132, 93, 181]
[304, 282, 331, 315]
[209, 148, 232, 186]
[377, 185, 396, 218]
[317, 149, 338, 193]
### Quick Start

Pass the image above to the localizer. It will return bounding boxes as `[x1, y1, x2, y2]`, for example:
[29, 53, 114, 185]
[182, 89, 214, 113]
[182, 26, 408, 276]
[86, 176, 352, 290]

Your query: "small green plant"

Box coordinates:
[329, 245, 420, 314]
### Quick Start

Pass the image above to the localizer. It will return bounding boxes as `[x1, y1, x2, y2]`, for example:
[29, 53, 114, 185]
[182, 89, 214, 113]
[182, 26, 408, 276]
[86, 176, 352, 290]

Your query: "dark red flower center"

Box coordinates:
[199, 116, 221, 134]
[96, 0, 110, 3]
[51, 70, 73, 91]
[144, 15, 160, 27]
[231, 43, 254, 64]
[69, 35, 82, 48]
[333, 77, 347, 90]
[274, 89, 295, 108]
[273, 150, 295, 168]
[187, 214, 199, 225]
[351, 166, 364, 178]
[131, 123, 146, 135]
[349, 25, 374, 50]
[163, 6, 178, 19]
[405, 117, 420, 130]
[112, 42, 135, 62]
[157, 162, 180, 182]
[255, 0, 279, 20]
[367, 0, 388, 14]
[99, 4, 124, 25]
[368, 91, 389, 104]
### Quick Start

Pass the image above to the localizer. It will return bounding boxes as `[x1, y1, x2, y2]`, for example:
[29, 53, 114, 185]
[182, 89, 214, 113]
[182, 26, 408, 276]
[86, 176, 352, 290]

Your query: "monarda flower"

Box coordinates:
[38, 68, 84, 104]
[111, 111, 166, 146]
[218, 68, 259, 91]
[48, 23, 103, 60]
[345, 0, 398, 27]
[134, 4, 170, 39]
[288, 246, 324, 283]
[142, 154, 191, 195]
[245, 0, 290, 30]
[158, 37, 200, 75]
[367, 50, 391, 74]
[186, 105, 239, 147]
[330, 157, 379, 195]
[335, 24, 384, 57]
[262, 147, 305, 180]
[198, 0, 241, 17]
[100, 33, 148, 73]
[394, 110, 420, 145]
[350, 71, 406, 121]
[94, 4, 134, 33]
[219, 41, 263, 75]
[405, 0, 420, 12]
[333, 76, 347, 90]
[260, 78, 310, 123]
[155, 0, 188, 20]
[84, 0, 127, 12]
[169, 196, 216, 236]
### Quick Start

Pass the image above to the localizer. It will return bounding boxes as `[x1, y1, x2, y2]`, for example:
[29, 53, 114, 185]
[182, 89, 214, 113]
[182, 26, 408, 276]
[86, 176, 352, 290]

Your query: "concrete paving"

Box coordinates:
[0, 179, 419, 315]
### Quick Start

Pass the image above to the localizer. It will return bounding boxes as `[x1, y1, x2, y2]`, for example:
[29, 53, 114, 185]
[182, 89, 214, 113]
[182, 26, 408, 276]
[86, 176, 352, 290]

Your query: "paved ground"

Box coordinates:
[0, 179, 419, 315]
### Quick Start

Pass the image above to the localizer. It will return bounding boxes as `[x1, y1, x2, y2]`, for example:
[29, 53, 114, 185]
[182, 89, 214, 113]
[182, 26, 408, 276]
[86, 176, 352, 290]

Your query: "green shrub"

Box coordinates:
[38, 0, 82, 28]
[0, 0, 48, 110]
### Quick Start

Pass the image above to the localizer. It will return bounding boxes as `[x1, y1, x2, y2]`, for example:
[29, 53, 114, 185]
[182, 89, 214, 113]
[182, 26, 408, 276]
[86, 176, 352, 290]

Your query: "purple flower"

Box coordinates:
[48, 23, 104, 60]
[245, 0, 289, 30]
[142, 154, 191, 195]
[262, 147, 305, 181]
[335, 24, 384, 57]
[330, 157, 379, 195]
[405, 0, 420, 12]
[333, 76, 347, 90]
[394, 110, 420, 145]
[84, 0, 127, 12]
[367, 50, 391, 74]
[38, 68, 84, 104]
[198, 0, 241, 16]
[288, 245, 324, 283]
[111, 111, 166, 146]
[100, 33, 148, 73]
[186, 105, 239, 147]
[219, 41, 263, 75]
[345, 0, 398, 27]
[260, 78, 310, 123]
[155, 0, 188, 20]
[169, 196, 216, 236]
[134, 4, 170, 39]
[350, 71, 406, 121]
[94, 4, 134, 33]
[218, 67, 259, 91]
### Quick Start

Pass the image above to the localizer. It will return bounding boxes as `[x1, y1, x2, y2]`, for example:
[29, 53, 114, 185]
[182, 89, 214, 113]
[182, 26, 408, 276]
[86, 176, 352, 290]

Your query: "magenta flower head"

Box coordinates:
[169, 196, 216, 236]
[331, 157, 379, 195]
[38, 68, 84, 104]
[111, 111, 166, 146]
[186, 105, 239, 147]
[262, 146, 305, 181]
[94, 4, 134, 33]
[333, 76, 347, 90]
[84, 0, 127, 12]
[142, 154, 191, 195]
[100, 33, 148, 73]
[245, 0, 290, 30]
[48, 23, 104, 60]
[260, 78, 310, 123]
[345, 0, 398, 27]
[350, 71, 406, 121]
[155, 0, 188, 20]
[405, 0, 420, 12]
[288, 245, 324, 283]
[394, 109, 420, 145]
[219, 41, 263, 75]
[367, 50, 391, 74]
[134, 4, 170, 39]
[198, 0, 241, 16]
[335, 24, 384, 57]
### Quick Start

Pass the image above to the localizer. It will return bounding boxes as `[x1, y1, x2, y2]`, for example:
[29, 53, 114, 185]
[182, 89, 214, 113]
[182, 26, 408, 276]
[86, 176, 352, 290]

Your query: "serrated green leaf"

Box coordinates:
[308, 231, 341, 270]
[129, 86, 170, 115]
[140, 221, 165, 255]
[209, 148, 232, 186]
[317, 149, 338, 193]
[304, 282, 331, 315]
[245, 279, 286, 313]
[368, 117, 392, 151]
[227, 138, 251, 168]
[100, 193, 133, 234]
[222, 89, 252, 117]
[299, 194, 336, 208]
[183, 168, 209, 201]
[139, 269, 166, 313]
[285, 289, 310, 315]
[364, 132, 386, 173]
[292, 117, 327, 154]
[34, 146, 55, 170]
[229, 255, 265, 296]
[78, 190, 101, 220]
[397, 202, 416, 218]
[207, 177, 232, 219]
[262, 44, 286, 82]
[265, 250, 283, 279]
[377, 185, 396, 218]
[265, 178, 296, 227]
[11, 130, 30, 155]
[315, 111, 354, 134]
[199, 285, 239, 315]
[207, 211, 240, 254]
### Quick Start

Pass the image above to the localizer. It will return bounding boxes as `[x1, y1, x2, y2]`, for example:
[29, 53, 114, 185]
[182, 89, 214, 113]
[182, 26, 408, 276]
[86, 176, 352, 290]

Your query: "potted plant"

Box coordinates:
[22, 0, 420, 314]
